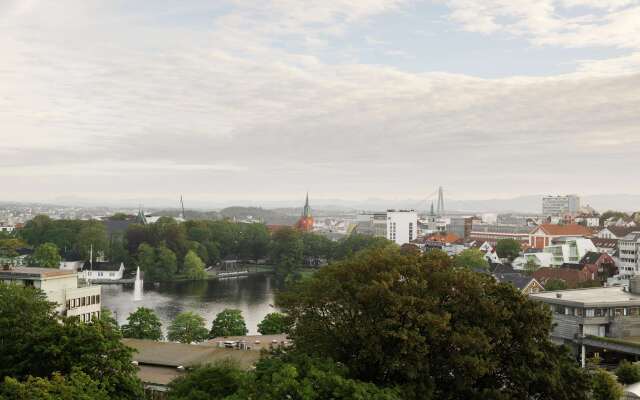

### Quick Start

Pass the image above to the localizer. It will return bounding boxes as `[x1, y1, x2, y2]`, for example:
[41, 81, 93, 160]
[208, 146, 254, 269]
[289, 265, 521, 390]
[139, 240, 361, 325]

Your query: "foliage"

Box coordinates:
[76, 222, 109, 261]
[168, 312, 209, 343]
[257, 312, 289, 335]
[332, 234, 391, 261]
[591, 369, 623, 400]
[601, 210, 629, 224]
[121, 307, 163, 340]
[277, 247, 591, 400]
[302, 232, 334, 264]
[30, 242, 62, 268]
[523, 258, 539, 275]
[399, 243, 421, 256]
[544, 278, 568, 291]
[183, 250, 207, 280]
[270, 227, 304, 281]
[0, 238, 28, 259]
[453, 248, 489, 270]
[495, 239, 521, 261]
[0, 285, 143, 399]
[615, 360, 640, 385]
[209, 309, 248, 338]
[0, 370, 109, 400]
[167, 361, 247, 400]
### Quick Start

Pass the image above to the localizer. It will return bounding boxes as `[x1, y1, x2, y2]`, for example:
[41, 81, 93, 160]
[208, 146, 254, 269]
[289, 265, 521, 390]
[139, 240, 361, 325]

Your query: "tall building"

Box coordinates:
[386, 210, 418, 245]
[542, 195, 581, 217]
[296, 193, 314, 232]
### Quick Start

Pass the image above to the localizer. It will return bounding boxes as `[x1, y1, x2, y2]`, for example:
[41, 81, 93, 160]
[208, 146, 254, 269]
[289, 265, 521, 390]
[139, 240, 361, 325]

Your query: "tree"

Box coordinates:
[0, 371, 109, 400]
[277, 248, 591, 400]
[495, 239, 521, 261]
[302, 233, 334, 266]
[544, 278, 568, 291]
[0, 238, 28, 263]
[155, 244, 178, 281]
[270, 227, 304, 281]
[30, 242, 62, 268]
[592, 369, 623, 400]
[615, 360, 640, 385]
[168, 312, 209, 343]
[257, 312, 289, 335]
[167, 361, 247, 400]
[524, 258, 539, 275]
[333, 234, 390, 261]
[209, 309, 248, 338]
[76, 222, 108, 261]
[453, 248, 489, 270]
[0, 285, 143, 399]
[240, 223, 271, 263]
[183, 250, 206, 280]
[136, 243, 157, 279]
[121, 307, 163, 340]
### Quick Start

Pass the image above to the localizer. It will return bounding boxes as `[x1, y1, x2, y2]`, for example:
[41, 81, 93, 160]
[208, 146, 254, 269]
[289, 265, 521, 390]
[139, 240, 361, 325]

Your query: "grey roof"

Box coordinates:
[0, 266, 75, 279]
[493, 272, 536, 290]
[530, 286, 640, 307]
[81, 261, 123, 272]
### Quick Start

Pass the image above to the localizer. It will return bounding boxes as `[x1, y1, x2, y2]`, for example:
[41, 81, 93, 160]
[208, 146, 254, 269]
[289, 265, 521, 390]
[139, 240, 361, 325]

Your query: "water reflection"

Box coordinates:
[101, 274, 278, 335]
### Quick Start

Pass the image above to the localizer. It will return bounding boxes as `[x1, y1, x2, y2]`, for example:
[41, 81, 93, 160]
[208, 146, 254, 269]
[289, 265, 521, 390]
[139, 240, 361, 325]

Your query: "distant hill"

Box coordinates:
[151, 209, 220, 220]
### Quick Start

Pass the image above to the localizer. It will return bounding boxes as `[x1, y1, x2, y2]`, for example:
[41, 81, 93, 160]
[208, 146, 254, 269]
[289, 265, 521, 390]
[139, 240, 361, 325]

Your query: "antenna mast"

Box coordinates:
[180, 195, 185, 220]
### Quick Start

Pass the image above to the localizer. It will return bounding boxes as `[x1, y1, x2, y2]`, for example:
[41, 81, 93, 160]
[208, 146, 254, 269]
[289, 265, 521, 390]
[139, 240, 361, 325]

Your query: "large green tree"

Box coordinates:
[30, 242, 62, 268]
[257, 312, 289, 335]
[121, 307, 163, 340]
[453, 248, 489, 270]
[591, 369, 623, 400]
[270, 227, 304, 281]
[495, 239, 521, 261]
[277, 248, 590, 400]
[167, 361, 247, 400]
[209, 309, 248, 338]
[0, 285, 143, 399]
[76, 222, 109, 261]
[615, 360, 640, 385]
[183, 250, 206, 280]
[168, 312, 209, 343]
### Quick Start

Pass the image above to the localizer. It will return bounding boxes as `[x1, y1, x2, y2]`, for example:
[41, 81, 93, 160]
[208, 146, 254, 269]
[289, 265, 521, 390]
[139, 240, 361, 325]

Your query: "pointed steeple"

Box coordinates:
[302, 192, 312, 218]
[430, 201, 435, 216]
[135, 206, 148, 225]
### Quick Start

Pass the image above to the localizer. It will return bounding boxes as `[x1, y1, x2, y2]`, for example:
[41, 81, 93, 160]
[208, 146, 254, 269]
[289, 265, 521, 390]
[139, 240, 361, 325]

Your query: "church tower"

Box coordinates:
[296, 193, 314, 232]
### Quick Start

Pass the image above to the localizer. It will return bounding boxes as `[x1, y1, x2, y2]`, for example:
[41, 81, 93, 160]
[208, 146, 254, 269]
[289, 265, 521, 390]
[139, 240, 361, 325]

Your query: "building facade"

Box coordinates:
[619, 232, 640, 278]
[386, 210, 418, 245]
[0, 267, 101, 321]
[542, 195, 581, 217]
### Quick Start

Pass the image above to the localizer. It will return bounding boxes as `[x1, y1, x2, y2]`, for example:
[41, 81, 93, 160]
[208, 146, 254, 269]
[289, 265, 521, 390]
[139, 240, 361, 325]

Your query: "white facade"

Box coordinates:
[386, 210, 418, 245]
[0, 267, 101, 321]
[543, 238, 597, 267]
[0, 223, 15, 233]
[542, 195, 581, 217]
[513, 253, 554, 270]
[619, 233, 640, 278]
[79, 262, 125, 281]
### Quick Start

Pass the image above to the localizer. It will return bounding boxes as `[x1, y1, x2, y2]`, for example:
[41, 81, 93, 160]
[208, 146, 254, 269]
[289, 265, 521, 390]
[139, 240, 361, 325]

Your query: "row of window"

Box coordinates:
[553, 305, 640, 318]
[78, 311, 100, 323]
[66, 294, 100, 310]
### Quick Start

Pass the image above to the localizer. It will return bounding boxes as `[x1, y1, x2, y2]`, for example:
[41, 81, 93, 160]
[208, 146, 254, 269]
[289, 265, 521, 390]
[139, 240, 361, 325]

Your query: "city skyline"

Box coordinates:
[1, 0, 639, 202]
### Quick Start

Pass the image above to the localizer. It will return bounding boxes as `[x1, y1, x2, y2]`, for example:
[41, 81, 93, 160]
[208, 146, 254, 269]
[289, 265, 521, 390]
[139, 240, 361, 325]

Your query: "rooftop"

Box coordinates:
[533, 224, 593, 236]
[530, 286, 640, 307]
[0, 267, 75, 279]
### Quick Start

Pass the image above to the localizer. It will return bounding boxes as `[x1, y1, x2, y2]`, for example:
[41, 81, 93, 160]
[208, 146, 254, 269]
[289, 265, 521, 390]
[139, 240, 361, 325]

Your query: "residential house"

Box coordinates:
[543, 237, 597, 267]
[79, 261, 125, 281]
[596, 226, 637, 240]
[492, 272, 544, 295]
[591, 238, 618, 256]
[619, 232, 640, 278]
[580, 252, 618, 284]
[528, 224, 593, 249]
[533, 265, 598, 289]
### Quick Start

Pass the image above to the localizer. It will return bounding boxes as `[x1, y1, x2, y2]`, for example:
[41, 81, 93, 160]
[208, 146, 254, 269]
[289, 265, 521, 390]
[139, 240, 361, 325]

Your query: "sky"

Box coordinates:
[1, 0, 639, 206]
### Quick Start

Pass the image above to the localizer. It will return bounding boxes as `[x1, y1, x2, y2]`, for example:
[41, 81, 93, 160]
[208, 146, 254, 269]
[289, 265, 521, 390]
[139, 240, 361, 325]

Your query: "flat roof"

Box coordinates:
[530, 287, 640, 307]
[122, 339, 261, 370]
[0, 267, 75, 279]
[208, 334, 289, 351]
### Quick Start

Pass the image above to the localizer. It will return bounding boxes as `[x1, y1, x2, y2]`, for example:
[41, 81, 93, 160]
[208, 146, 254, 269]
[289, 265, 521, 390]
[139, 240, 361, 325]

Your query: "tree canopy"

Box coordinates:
[121, 307, 163, 341]
[277, 247, 591, 400]
[30, 242, 62, 268]
[615, 360, 640, 385]
[183, 250, 207, 280]
[495, 239, 521, 261]
[209, 309, 248, 338]
[453, 248, 489, 270]
[168, 312, 209, 343]
[257, 312, 289, 335]
[0, 284, 143, 399]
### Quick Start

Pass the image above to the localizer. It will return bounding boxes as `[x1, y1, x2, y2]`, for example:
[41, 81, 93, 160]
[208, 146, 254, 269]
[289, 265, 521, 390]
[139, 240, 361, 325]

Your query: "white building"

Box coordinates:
[386, 210, 418, 245]
[0, 223, 15, 233]
[543, 237, 597, 267]
[542, 195, 581, 217]
[619, 232, 640, 278]
[79, 261, 125, 281]
[0, 267, 101, 321]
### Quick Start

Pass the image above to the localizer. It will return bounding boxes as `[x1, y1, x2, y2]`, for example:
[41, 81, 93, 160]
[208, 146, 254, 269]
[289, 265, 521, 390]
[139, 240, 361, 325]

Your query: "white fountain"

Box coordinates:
[133, 266, 143, 301]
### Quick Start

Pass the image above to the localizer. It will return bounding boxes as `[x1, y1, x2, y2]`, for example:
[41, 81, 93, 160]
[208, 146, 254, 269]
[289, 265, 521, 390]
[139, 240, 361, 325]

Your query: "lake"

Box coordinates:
[100, 274, 279, 335]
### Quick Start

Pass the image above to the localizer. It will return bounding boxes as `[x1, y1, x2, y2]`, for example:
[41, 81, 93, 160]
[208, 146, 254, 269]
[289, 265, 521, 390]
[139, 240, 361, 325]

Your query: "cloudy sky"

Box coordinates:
[1, 0, 639, 206]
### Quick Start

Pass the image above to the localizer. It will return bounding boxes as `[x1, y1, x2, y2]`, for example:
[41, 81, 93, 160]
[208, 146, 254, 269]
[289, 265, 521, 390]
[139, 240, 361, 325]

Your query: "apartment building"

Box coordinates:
[542, 195, 581, 217]
[386, 210, 418, 245]
[619, 232, 640, 278]
[0, 267, 101, 322]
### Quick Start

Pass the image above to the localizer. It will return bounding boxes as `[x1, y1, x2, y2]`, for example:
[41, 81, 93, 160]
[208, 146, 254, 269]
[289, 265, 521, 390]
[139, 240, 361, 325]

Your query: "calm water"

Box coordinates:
[101, 274, 279, 335]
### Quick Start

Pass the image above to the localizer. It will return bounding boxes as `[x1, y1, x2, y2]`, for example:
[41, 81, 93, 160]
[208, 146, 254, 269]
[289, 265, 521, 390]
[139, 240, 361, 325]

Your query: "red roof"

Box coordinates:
[532, 224, 593, 237]
[425, 232, 461, 244]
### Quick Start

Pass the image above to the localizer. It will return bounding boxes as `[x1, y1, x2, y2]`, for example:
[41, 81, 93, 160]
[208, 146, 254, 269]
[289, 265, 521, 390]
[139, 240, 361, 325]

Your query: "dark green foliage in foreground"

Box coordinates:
[0, 284, 143, 400]
[257, 312, 290, 335]
[615, 360, 640, 385]
[167, 354, 401, 400]
[209, 309, 248, 338]
[277, 247, 591, 400]
[0, 370, 109, 400]
[591, 369, 623, 400]
[121, 307, 163, 340]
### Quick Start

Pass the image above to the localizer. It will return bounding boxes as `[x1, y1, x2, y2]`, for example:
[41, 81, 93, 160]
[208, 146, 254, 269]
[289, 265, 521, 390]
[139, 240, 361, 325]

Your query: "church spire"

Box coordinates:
[303, 192, 311, 218]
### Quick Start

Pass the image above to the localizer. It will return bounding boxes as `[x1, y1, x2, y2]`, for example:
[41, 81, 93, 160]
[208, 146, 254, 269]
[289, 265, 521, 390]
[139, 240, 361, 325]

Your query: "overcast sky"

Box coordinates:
[1, 0, 639, 205]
